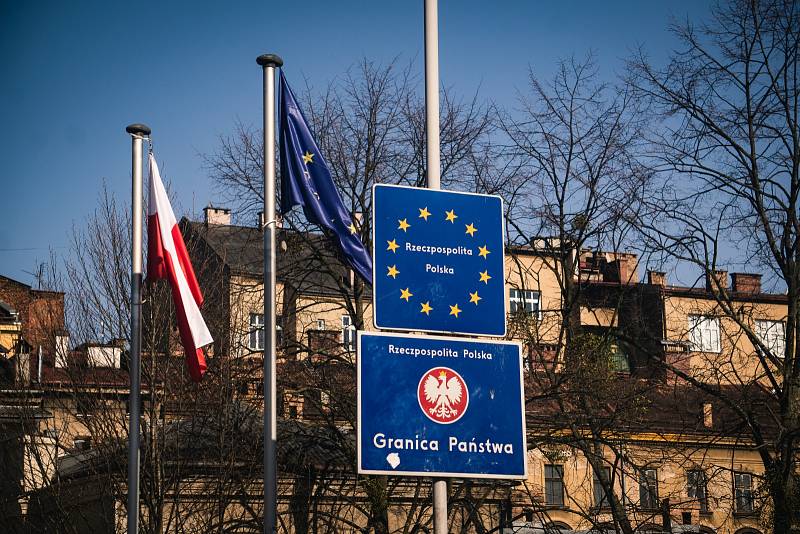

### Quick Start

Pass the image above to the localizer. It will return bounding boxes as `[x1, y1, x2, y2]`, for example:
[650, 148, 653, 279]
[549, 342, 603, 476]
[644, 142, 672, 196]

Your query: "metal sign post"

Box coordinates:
[125, 122, 150, 534]
[257, 52, 284, 534]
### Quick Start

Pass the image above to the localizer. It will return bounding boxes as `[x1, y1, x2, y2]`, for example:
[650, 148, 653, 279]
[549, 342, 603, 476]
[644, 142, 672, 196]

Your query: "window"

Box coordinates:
[593, 467, 611, 508]
[250, 313, 284, 350]
[75, 394, 94, 418]
[342, 315, 356, 351]
[688, 315, 721, 352]
[734, 472, 754, 514]
[55, 335, 70, 368]
[544, 464, 564, 506]
[755, 319, 785, 357]
[687, 469, 708, 512]
[249, 313, 264, 351]
[639, 468, 659, 510]
[73, 437, 91, 451]
[316, 319, 326, 330]
[509, 289, 541, 317]
[609, 344, 630, 373]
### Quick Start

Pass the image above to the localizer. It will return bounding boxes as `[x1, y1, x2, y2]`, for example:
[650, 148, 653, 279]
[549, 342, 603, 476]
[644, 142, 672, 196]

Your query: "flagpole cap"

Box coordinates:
[126, 124, 151, 136]
[256, 54, 283, 68]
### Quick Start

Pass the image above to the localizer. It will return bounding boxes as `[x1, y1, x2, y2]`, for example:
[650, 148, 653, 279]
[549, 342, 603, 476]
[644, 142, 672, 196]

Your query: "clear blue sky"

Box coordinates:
[0, 0, 710, 286]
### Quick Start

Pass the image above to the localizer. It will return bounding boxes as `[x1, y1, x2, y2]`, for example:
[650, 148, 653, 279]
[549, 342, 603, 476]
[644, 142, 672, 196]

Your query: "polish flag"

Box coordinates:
[146, 153, 213, 382]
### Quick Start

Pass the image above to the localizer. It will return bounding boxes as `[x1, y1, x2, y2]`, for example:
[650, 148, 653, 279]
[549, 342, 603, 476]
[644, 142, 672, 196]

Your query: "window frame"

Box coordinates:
[509, 288, 542, 318]
[341, 315, 356, 351]
[687, 469, 709, 513]
[755, 319, 785, 358]
[592, 466, 612, 509]
[249, 313, 264, 351]
[543, 464, 565, 507]
[734, 472, 754, 514]
[688, 314, 722, 353]
[638, 468, 659, 510]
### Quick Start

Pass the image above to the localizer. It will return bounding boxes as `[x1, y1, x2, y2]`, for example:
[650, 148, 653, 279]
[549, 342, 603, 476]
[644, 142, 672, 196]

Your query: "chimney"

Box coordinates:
[731, 273, 762, 294]
[599, 256, 637, 284]
[203, 205, 231, 226]
[705, 270, 728, 291]
[703, 402, 713, 428]
[604, 259, 630, 284]
[648, 270, 666, 286]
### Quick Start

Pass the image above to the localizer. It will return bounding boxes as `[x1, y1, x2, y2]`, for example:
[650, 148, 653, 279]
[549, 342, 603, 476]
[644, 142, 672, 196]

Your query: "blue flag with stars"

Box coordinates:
[279, 71, 373, 284]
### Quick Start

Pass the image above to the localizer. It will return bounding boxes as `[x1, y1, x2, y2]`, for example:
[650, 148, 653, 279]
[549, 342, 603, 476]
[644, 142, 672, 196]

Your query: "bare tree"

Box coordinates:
[628, 0, 800, 530]
[499, 55, 653, 533]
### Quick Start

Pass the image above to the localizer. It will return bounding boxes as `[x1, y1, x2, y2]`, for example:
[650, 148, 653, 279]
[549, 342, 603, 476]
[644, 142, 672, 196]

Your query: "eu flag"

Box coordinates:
[279, 71, 373, 284]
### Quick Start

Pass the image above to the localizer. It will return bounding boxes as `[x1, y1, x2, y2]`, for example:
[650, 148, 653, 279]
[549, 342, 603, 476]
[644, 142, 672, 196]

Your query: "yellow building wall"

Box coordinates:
[663, 295, 787, 384]
[505, 251, 564, 347]
[522, 440, 764, 533]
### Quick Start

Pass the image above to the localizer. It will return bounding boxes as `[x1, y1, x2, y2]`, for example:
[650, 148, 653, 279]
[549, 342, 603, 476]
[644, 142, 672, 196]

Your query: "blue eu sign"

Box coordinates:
[358, 332, 527, 479]
[372, 184, 506, 336]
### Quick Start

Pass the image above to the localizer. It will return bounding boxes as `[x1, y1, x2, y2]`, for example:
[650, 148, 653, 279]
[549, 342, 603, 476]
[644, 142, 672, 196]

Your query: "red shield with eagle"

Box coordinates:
[418, 367, 469, 424]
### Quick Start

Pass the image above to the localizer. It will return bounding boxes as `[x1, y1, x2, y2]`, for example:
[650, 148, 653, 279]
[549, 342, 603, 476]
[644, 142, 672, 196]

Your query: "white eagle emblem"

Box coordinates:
[420, 368, 467, 423]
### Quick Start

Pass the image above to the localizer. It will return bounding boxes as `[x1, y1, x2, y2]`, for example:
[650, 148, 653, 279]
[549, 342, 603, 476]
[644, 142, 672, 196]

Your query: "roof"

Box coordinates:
[183, 219, 367, 296]
[525, 377, 778, 444]
[0, 299, 18, 318]
[55, 403, 352, 480]
[0, 274, 65, 296]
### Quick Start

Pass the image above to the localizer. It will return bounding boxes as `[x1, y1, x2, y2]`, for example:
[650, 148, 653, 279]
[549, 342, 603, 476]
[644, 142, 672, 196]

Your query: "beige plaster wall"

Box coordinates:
[663, 295, 787, 384]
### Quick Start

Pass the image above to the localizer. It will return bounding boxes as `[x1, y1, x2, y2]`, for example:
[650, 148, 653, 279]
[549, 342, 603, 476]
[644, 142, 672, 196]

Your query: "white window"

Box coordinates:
[250, 313, 284, 350]
[342, 315, 355, 351]
[509, 289, 541, 317]
[316, 319, 326, 330]
[55, 334, 70, 368]
[688, 315, 721, 353]
[755, 319, 785, 357]
[249, 313, 264, 351]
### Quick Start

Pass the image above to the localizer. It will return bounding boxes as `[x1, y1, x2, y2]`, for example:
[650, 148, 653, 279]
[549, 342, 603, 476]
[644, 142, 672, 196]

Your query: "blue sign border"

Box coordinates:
[371, 184, 507, 337]
[357, 331, 527, 479]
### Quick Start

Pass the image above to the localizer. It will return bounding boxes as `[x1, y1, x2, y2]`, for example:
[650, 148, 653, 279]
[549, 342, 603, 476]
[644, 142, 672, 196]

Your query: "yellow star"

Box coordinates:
[479, 270, 492, 284]
[400, 288, 413, 302]
[302, 151, 314, 164]
[349, 223, 357, 235]
[465, 223, 477, 237]
[420, 301, 433, 315]
[478, 245, 490, 259]
[387, 239, 399, 253]
[386, 265, 400, 279]
[449, 304, 462, 317]
[469, 291, 481, 305]
[419, 207, 431, 221]
[445, 209, 458, 223]
[398, 218, 411, 232]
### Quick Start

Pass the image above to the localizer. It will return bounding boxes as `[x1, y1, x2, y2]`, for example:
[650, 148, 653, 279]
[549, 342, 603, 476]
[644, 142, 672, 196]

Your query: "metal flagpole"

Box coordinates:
[257, 52, 283, 534]
[424, 0, 447, 532]
[125, 122, 150, 534]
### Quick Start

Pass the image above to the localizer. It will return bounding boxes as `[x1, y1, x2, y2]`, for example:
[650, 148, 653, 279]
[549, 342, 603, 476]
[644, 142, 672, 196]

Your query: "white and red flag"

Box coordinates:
[146, 153, 213, 382]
